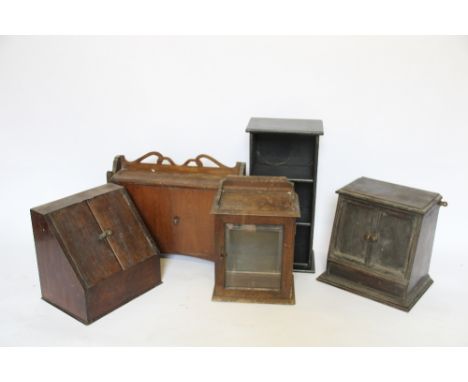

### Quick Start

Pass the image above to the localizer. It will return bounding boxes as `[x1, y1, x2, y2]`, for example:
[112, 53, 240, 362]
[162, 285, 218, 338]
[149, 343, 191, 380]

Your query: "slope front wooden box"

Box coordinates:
[31, 184, 162, 324]
[318, 177, 447, 311]
[108, 151, 245, 261]
[211, 176, 300, 305]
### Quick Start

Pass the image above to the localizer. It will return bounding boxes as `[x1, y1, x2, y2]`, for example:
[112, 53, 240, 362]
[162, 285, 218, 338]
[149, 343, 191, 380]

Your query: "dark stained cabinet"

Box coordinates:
[31, 184, 162, 324]
[246, 117, 323, 272]
[318, 177, 447, 311]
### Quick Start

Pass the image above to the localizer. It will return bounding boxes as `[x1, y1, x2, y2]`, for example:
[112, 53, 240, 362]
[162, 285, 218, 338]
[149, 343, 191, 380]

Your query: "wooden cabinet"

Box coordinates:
[246, 117, 323, 272]
[318, 177, 447, 311]
[211, 176, 300, 304]
[108, 151, 245, 261]
[31, 184, 161, 324]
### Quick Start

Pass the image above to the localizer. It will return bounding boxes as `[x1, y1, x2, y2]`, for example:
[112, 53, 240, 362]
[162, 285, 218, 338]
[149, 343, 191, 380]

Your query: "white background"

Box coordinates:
[1, 36, 467, 345]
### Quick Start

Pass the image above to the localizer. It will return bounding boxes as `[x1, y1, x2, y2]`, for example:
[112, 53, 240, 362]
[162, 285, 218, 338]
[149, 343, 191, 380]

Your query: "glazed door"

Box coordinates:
[367, 208, 414, 275]
[334, 200, 379, 264]
[224, 224, 283, 291]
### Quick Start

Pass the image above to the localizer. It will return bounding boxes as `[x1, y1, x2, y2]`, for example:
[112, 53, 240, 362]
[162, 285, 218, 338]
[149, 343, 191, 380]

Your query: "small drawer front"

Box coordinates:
[328, 262, 406, 297]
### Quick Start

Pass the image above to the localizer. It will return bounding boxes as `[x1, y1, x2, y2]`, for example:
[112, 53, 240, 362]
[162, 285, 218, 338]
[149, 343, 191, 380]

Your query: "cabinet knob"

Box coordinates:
[364, 233, 378, 242]
[98, 229, 112, 240]
[173, 216, 180, 225]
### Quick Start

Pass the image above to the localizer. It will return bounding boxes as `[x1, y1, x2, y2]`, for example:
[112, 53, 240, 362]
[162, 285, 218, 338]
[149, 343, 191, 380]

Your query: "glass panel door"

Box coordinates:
[225, 224, 283, 291]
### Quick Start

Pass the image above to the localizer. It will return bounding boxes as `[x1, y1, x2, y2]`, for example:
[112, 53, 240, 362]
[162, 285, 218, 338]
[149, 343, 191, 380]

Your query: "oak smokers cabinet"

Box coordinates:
[31, 184, 162, 324]
[211, 176, 300, 305]
[246, 117, 323, 272]
[108, 152, 245, 261]
[318, 177, 447, 311]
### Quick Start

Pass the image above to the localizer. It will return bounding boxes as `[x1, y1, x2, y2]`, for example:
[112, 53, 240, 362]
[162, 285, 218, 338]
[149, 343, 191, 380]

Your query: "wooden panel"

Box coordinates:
[409, 206, 438, 290]
[293, 181, 313, 223]
[87, 256, 161, 323]
[369, 209, 414, 274]
[294, 225, 311, 264]
[251, 133, 316, 179]
[125, 184, 216, 259]
[327, 261, 406, 297]
[50, 203, 121, 287]
[31, 211, 87, 321]
[337, 177, 441, 214]
[335, 200, 377, 263]
[87, 189, 157, 269]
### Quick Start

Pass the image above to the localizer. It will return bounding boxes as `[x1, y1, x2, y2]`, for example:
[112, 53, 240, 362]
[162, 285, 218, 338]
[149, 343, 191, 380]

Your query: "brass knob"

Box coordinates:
[98, 229, 112, 240]
[364, 233, 378, 242]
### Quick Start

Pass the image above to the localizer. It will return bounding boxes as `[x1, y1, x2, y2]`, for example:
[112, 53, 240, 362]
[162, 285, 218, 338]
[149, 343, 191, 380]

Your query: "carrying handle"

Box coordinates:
[181, 154, 228, 168]
[133, 151, 176, 166]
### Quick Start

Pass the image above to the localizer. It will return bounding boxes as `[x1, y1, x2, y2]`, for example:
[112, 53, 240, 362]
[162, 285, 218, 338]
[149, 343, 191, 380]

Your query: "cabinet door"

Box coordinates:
[87, 190, 157, 270]
[125, 184, 216, 260]
[224, 224, 283, 291]
[334, 200, 378, 263]
[368, 209, 414, 275]
[50, 202, 122, 287]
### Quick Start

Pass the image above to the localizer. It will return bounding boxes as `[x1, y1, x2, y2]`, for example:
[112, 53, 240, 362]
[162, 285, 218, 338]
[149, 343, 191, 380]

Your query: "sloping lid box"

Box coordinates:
[31, 183, 161, 324]
[211, 175, 300, 218]
[337, 177, 443, 214]
[246, 117, 324, 135]
[31, 183, 159, 288]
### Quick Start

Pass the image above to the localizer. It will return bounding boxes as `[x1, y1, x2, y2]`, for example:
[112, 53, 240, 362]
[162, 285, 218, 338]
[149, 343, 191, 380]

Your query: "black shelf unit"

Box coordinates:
[246, 117, 323, 272]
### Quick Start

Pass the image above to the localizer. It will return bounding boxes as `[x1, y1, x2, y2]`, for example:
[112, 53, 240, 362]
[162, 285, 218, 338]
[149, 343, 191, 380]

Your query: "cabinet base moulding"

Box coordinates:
[317, 272, 433, 312]
[212, 282, 295, 305]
